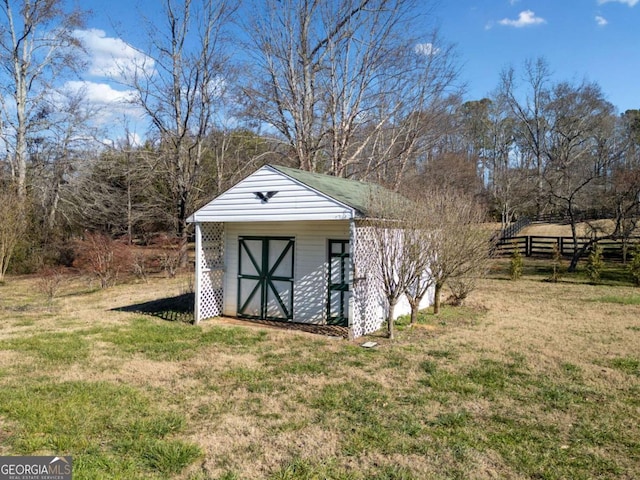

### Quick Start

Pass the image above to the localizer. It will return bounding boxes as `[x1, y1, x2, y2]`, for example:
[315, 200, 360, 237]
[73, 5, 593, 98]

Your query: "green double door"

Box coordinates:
[237, 237, 294, 321]
[237, 236, 350, 326]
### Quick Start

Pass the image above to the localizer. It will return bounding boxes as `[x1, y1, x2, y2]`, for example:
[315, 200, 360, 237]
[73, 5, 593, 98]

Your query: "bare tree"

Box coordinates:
[242, 0, 460, 181]
[65, 137, 158, 240]
[125, 0, 236, 265]
[498, 58, 552, 217]
[366, 183, 490, 338]
[562, 135, 640, 269]
[541, 81, 619, 271]
[365, 190, 415, 339]
[456, 96, 538, 228]
[401, 209, 435, 325]
[0, 190, 27, 281]
[204, 128, 280, 198]
[28, 86, 103, 247]
[411, 185, 491, 314]
[0, 0, 86, 198]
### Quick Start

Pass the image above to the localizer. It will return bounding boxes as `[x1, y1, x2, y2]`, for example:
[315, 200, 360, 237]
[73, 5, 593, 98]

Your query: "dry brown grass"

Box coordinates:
[0, 266, 638, 479]
[520, 219, 639, 237]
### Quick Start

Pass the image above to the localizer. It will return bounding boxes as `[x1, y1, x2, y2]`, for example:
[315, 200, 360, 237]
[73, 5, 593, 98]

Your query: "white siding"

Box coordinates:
[395, 287, 434, 317]
[190, 166, 354, 222]
[223, 221, 350, 323]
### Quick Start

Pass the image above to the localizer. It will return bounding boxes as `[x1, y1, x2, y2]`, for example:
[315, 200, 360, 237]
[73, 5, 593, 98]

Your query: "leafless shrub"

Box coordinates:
[446, 276, 477, 307]
[131, 252, 150, 283]
[411, 186, 492, 314]
[181, 275, 195, 295]
[548, 244, 564, 283]
[154, 235, 181, 278]
[37, 267, 66, 302]
[73, 232, 132, 288]
[160, 252, 180, 278]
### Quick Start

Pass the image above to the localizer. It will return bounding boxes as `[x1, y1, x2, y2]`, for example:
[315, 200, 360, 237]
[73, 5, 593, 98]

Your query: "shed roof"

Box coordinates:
[187, 164, 398, 223]
[271, 165, 385, 217]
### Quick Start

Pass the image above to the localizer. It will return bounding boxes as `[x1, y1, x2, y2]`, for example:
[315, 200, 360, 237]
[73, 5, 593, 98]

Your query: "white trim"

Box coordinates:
[348, 219, 355, 339]
[194, 222, 202, 324]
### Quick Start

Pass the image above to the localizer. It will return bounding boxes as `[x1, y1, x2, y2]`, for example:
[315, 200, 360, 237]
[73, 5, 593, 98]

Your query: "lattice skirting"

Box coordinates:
[198, 222, 225, 320]
[351, 224, 385, 338]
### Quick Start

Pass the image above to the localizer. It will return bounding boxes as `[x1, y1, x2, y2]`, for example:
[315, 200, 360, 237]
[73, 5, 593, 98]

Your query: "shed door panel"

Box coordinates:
[238, 278, 261, 317]
[238, 237, 294, 321]
[327, 240, 350, 326]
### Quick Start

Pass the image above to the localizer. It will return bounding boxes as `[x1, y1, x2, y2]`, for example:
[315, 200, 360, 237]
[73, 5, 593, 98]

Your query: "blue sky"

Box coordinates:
[76, 0, 639, 140]
[436, 0, 639, 112]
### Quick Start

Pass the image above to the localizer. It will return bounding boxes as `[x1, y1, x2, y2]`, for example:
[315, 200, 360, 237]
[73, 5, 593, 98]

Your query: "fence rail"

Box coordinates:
[495, 235, 640, 259]
[497, 217, 531, 240]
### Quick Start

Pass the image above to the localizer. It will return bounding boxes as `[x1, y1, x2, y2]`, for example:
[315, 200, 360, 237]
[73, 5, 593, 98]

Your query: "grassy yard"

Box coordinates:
[0, 262, 638, 479]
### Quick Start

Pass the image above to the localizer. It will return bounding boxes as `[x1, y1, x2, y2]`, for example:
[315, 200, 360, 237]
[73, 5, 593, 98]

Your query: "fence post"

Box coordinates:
[526, 236, 531, 257]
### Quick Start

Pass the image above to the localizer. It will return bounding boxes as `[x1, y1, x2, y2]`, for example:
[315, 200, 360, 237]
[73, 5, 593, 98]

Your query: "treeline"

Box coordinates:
[1, 0, 639, 279]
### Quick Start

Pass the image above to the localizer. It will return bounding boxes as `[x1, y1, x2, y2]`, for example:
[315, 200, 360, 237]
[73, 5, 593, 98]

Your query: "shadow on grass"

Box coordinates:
[229, 317, 350, 339]
[112, 293, 194, 323]
[112, 295, 351, 338]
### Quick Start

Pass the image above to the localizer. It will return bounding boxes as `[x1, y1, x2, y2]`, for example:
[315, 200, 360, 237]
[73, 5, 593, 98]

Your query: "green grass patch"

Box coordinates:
[100, 317, 267, 361]
[486, 415, 622, 479]
[0, 380, 200, 478]
[421, 370, 479, 397]
[420, 359, 438, 375]
[12, 318, 36, 327]
[268, 457, 360, 480]
[426, 348, 458, 359]
[261, 350, 331, 376]
[560, 362, 583, 381]
[0, 331, 90, 364]
[430, 410, 471, 429]
[396, 305, 485, 329]
[139, 439, 203, 474]
[465, 359, 527, 396]
[607, 357, 640, 376]
[592, 294, 640, 305]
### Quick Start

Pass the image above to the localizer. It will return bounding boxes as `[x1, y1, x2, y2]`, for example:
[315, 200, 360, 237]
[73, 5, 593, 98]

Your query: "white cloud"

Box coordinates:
[595, 15, 608, 26]
[598, 0, 638, 6]
[62, 80, 146, 131]
[498, 10, 546, 27]
[127, 131, 143, 147]
[64, 80, 137, 106]
[74, 29, 154, 81]
[414, 43, 440, 56]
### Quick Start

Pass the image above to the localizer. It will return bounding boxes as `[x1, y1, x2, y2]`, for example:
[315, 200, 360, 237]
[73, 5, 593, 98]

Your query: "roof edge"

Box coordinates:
[267, 164, 360, 218]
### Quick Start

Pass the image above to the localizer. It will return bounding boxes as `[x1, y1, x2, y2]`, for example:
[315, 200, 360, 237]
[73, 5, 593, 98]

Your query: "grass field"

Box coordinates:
[519, 219, 640, 238]
[0, 261, 639, 479]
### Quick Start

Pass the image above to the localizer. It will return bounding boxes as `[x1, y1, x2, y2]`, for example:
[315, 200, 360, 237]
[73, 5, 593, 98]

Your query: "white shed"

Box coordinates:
[187, 165, 433, 339]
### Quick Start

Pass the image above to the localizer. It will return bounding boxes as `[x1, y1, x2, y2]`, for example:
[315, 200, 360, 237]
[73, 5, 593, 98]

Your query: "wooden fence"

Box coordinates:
[497, 217, 531, 240]
[495, 235, 640, 259]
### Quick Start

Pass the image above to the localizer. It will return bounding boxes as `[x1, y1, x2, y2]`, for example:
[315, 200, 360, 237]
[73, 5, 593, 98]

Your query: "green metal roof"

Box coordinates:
[271, 165, 388, 217]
